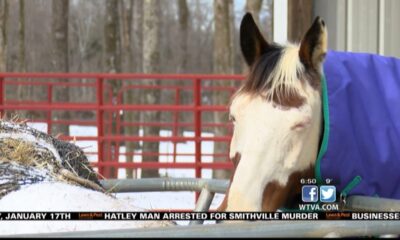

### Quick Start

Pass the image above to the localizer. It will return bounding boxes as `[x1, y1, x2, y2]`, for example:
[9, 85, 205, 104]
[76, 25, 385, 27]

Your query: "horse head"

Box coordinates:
[218, 13, 328, 212]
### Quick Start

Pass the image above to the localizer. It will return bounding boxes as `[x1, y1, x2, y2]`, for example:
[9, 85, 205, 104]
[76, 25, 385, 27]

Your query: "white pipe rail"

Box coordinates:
[345, 195, 400, 212]
[3, 178, 400, 237]
[100, 178, 400, 213]
[100, 178, 228, 194]
[189, 188, 215, 225]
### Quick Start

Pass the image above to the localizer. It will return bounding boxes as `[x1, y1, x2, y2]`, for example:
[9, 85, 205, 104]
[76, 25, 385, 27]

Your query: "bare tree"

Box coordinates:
[121, 0, 145, 179]
[245, 0, 263, 27]
[119, 0, 140, 179]
[141, 0, 161, 178]
[16, 0, 27, 112]
[132, 0, 143, 73]
[51, 0, 69, 72]
[0, 0, 7, 73]
[25, 0, 54, 73]
[103, 0, 121, 178]
[213, 0, 234, 73]
[51, 0, 70, 136]
[212, 0, 234, 180]
[71, 1, 98, 73]
[176, 0, 191, 136]
[120, 0, 133, 72]
[177, 0, 189, 73]
[68, 0, 103, 114]
[288, 0, 313, 42]
[0, 0, 279, 179]
[104, 0, 121, 74]
[228, 0, 235, 73]
[17, 0, 25, 72]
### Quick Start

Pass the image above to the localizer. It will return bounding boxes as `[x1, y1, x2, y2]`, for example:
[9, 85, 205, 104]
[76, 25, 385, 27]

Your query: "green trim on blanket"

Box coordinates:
[341, 175, 362, 198]
[315, 73, 330, 185]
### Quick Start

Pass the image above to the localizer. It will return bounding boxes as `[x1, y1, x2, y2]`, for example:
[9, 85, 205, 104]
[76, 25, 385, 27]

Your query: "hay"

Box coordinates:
[0, 119, 104, 198]
[0, 138, 57, 167]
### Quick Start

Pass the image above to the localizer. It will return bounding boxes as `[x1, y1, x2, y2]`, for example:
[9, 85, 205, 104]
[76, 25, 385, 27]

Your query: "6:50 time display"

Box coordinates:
[300, 178, 317, 185]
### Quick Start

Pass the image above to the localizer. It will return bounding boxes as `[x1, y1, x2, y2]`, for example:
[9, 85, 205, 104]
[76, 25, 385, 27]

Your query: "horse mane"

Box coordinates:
[239, 43, 306, 108]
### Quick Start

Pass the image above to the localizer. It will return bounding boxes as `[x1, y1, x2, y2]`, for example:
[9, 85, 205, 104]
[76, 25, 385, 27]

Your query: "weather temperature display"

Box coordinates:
[300, 178, 333, 185]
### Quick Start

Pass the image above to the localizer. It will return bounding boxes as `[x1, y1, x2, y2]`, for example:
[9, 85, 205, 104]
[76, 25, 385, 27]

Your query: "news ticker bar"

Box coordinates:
[1, 212, 400, 221]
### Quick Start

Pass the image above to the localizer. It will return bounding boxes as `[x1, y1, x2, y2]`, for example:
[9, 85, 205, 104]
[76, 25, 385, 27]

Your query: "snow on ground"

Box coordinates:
[116, 191, 225, 225]
[25, 122, 226, 225]
[0, 182, 148, 211]
[0, 182, 173, 235]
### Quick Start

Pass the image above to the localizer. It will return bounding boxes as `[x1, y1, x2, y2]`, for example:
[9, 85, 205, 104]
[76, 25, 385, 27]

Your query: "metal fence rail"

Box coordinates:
[100, 178, 229, 194]
[101, 178, 228, 217]
[345, 195, 400, 212]
[3, 178, 400, 237]
[0, 72, 245, 180]
[101, 178, 400, 213]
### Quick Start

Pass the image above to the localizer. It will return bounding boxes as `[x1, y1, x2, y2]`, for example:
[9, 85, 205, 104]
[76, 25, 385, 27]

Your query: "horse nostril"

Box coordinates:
[231, 152, 241, 168]
[320, 19, 325, 27]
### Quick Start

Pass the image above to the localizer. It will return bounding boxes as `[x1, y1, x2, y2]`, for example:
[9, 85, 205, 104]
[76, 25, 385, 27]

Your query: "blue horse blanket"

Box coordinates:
[316, 50, 400, 200]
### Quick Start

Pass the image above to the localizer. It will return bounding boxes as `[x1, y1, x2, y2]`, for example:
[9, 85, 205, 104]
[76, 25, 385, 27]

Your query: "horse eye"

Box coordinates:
[229, 114, 236, 122]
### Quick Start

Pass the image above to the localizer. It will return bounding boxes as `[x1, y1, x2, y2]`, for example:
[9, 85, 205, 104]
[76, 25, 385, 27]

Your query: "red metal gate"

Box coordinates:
[0, 73, 244, 179]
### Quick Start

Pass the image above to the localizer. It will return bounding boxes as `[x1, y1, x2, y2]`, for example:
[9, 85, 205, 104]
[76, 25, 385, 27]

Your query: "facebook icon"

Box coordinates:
[302, 185, 318, 202]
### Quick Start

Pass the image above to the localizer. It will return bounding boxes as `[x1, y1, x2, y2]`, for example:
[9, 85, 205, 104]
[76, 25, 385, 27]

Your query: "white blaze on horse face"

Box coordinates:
[227, 58, 322, 212]
[227, 91, 321, 211]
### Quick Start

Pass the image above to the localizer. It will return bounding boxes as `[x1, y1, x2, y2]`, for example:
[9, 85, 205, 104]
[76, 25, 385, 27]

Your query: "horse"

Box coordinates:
[0, 120, 173, 235]
[218, 12, 400, 212]
[217, 13, 326, 212]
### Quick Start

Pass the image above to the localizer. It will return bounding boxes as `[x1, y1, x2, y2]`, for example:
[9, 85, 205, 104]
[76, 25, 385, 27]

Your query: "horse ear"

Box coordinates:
[299, 16, 328, 70]
[240, 13, 269, 66]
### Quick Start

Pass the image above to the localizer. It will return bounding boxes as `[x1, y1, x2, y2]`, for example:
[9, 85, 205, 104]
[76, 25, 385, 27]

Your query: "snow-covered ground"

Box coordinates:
[25, 122, 226, 225]
[0, 182, 174, 235]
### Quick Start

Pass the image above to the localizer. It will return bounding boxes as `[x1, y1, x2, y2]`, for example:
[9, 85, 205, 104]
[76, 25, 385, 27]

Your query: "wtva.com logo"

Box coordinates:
[302, 185, 336, 203]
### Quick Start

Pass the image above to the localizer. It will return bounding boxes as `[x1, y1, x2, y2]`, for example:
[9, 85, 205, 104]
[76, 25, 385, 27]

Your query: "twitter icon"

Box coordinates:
[320, 185, 336, 203]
